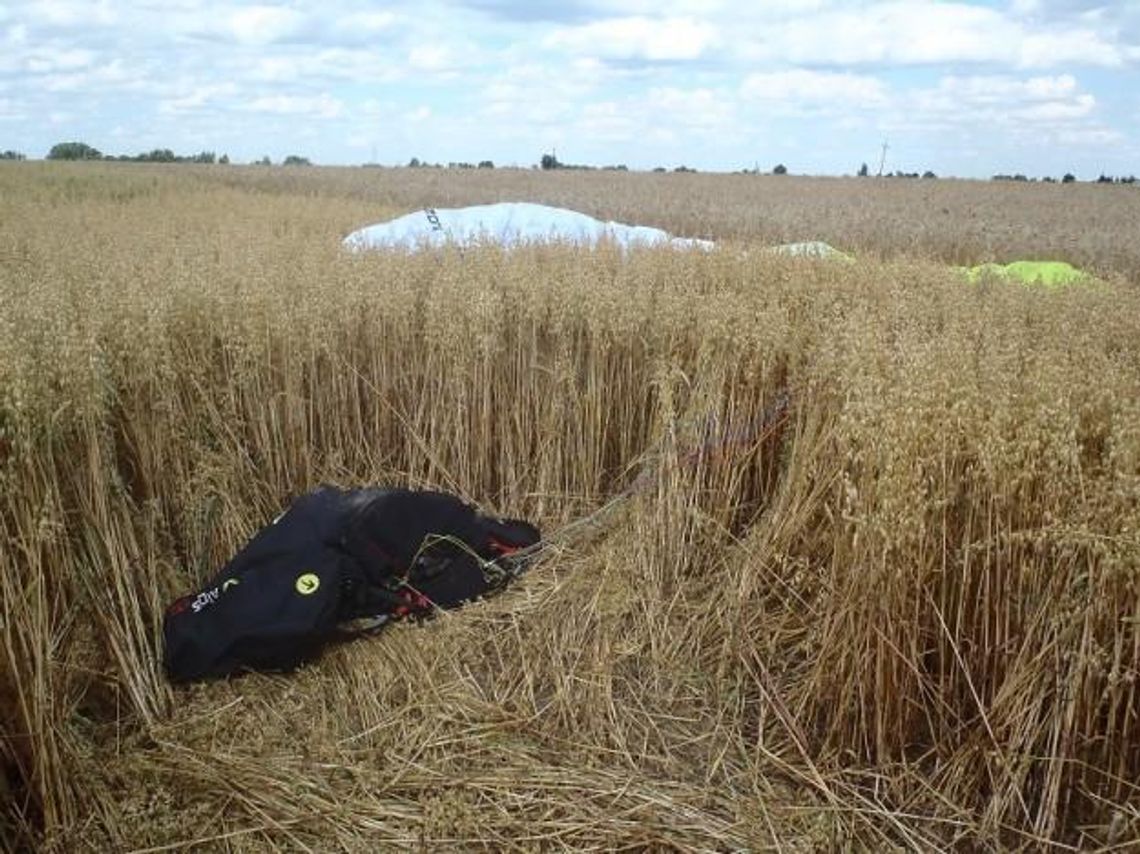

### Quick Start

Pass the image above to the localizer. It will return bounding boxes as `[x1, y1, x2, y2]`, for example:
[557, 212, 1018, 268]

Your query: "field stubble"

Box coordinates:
[2, 164, 1140, 850]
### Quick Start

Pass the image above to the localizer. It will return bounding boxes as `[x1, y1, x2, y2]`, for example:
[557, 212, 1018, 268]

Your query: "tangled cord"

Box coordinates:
[340, 387, 793, 635]
[499, 386, 793, 568]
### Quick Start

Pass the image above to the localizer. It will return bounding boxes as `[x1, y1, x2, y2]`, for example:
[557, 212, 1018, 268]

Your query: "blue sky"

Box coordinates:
[1, 0, 1137, 177]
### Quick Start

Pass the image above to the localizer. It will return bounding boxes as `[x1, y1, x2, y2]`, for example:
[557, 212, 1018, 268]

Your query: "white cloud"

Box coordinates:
[1055, 126, 1124, 146]
[459, 0, 736, 24]
[738, 1, 1125, 68]
[245, 93, 344, 119]
[226, 5, 307, 45]
[545, 16, 718, 61]
[160, 82, 240, 115]
[1018, 29, 1125, 68]
[1021, 74, 1079, 99]
[24, 48, 97, 73]
[246, 49, 403, 83]
[0, 97, 24, 121]
[647, 86, 733, 128]
[480, 61, 603, 124]
[550, 85, 738, 152]
[923, 73, 1078, 105]
[338, 10, 398, 34]
[896, 73, 1109, 142]
[914, 73, 1095, 116]
[740, 3, 1002, 65]
[168, 2, 408, 48]
[408, 45, 453, 71]
[179, 4, 309, 45]
[1010, 0, 1139, 31]
[40, 59, 146, 93]
[741, 69, 887, 106]
[249, 56, 310, 83]
[731, 67, 1116, 168]
[576, 100, 637, 141]
[1014, 94, 1095, 121]
[26, 0, 117, 29]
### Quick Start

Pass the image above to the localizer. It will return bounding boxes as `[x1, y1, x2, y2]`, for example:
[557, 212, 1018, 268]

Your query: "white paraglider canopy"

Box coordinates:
[343, 202, 714, 252]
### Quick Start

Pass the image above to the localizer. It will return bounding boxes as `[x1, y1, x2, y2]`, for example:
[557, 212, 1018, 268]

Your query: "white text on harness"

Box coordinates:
[191, 578, 239, 613]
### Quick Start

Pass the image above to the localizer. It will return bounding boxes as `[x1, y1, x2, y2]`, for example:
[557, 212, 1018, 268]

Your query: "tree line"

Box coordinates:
[992, 172, 1136, 184]
[8, 143, 1135, 182]
[404, 157, 497, 169]
[539, 152, 629, 171]
[28, 141, 313, 166]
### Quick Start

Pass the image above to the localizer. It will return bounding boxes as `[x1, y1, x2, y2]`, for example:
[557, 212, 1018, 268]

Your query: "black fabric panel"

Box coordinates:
[162, 486, 543, 683]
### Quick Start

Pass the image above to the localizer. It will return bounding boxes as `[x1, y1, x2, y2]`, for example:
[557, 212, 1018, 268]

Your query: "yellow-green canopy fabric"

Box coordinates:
[961, 260, 1090, 288]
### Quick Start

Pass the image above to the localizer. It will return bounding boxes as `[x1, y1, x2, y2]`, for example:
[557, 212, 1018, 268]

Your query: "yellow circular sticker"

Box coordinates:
[295, 573, 320, 595]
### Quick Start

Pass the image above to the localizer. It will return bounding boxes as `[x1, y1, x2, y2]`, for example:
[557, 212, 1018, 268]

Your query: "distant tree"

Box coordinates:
[652, 166, 666, 173]
[922, 170, 937, 179]
[772, 163, 788, 175]
[478, 160, 494, 169]
[1096, 174, 1114, 183]
[540, 152, 560, 170]
[219, 154, 230, 165]
[47, 141, 102, 160]
[0, 150, 26, 160]
[857, 162, 869, 177]
[1062, 173, 1076, 183]
[407, 157, 421, 167]
[189, 151, 216, 164]
[283, 155, 311, 166]
[137, 148, 176, 162]
[255, 156, 272, 166]
[673, 165, 696, 173]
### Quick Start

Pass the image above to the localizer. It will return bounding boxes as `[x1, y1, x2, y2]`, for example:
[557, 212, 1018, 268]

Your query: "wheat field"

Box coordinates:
[2, 162, 1140, 851]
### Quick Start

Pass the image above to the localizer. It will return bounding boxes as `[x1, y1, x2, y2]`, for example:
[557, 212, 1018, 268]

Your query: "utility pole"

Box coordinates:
[877, 139, 889, 177]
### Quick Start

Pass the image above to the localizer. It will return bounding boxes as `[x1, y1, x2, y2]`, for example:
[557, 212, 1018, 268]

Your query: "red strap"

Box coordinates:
[488, 536, 522, 556]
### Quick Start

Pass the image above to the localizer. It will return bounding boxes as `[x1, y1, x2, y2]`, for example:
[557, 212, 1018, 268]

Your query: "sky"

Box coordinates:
[1, 0, 1138, 178]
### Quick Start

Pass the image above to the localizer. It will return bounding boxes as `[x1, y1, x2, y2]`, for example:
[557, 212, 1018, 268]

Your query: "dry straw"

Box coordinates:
[2, 162, 1139, 850]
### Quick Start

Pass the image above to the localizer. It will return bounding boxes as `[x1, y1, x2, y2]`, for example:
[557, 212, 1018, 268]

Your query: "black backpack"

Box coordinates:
[162, 487, 540, 683]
